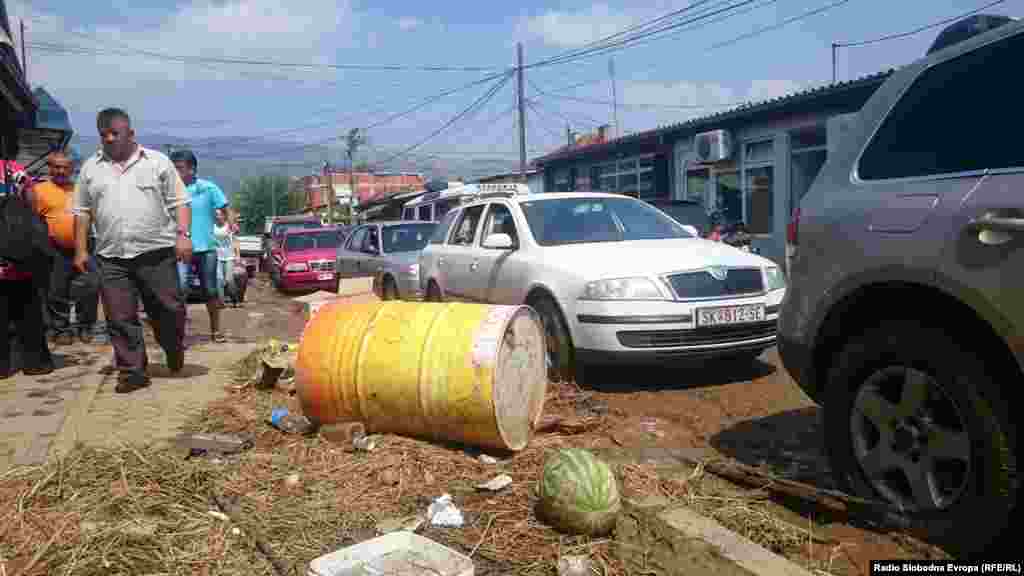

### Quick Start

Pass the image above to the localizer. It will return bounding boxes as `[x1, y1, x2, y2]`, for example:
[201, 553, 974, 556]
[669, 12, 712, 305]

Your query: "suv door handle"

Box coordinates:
[968, 213, 1024, 233]
[438, 257, 446, 265]
[470, 261, 479, 271]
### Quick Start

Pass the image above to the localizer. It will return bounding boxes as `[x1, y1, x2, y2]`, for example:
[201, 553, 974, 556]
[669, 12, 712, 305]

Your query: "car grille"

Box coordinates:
[309, 260, 335, 272]
[616, 320, 777, 349]
[664, 267, 763, 299]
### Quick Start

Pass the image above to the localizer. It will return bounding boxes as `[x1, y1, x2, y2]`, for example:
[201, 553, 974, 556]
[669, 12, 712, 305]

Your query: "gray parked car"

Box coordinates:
[778, 15, 1021, 557]
[336, 221, 438, 300]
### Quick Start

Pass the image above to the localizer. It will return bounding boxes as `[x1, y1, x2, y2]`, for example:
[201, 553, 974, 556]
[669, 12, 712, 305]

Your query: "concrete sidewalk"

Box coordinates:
[1, 303, 272, 473]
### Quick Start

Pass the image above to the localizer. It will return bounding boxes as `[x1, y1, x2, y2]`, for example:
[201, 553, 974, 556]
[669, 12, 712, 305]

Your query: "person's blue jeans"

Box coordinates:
[176, 252, 219, 301]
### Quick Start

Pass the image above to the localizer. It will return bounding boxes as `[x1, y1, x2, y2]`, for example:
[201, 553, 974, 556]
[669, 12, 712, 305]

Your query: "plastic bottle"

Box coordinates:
[269, 408, 315, 435]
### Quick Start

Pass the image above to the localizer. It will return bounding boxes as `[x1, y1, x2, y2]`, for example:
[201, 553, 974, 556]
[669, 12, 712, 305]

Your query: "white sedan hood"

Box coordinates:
[539, 238, 774, 280]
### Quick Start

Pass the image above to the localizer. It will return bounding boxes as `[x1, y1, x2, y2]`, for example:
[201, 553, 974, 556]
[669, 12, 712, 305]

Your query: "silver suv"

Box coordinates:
[779, 16, 1021, 556]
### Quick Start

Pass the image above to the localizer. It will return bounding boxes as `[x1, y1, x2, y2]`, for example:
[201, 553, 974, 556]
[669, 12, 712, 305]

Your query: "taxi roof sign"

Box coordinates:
[477, 183, 530, 196]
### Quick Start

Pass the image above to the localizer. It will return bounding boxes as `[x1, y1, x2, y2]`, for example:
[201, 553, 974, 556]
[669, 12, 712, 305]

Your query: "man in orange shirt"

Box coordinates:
[32, 150, 100, 345]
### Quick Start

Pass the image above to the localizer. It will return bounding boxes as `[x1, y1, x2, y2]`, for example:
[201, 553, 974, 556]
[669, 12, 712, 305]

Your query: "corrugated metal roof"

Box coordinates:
[534, 69, 895, 165]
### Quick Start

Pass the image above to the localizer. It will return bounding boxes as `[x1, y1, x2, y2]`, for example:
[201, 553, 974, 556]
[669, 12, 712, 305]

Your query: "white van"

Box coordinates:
[401, 183, 530, 222]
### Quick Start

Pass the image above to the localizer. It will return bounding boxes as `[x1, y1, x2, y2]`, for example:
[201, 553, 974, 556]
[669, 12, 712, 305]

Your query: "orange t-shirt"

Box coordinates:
[32, 180, 76, 251]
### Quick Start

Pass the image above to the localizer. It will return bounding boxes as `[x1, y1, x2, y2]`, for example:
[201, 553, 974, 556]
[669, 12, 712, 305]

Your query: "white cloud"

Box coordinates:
[397, 17, 422, 32]
[522, 3, 637, 49]
[7, 0, 359, 130]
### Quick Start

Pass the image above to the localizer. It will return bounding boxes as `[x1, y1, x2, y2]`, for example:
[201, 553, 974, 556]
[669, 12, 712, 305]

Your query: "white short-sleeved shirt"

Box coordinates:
[73, 146, 191, 259]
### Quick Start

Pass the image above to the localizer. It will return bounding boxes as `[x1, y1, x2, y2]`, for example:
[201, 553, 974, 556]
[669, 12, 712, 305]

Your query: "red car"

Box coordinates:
[270, 227, 344, 293]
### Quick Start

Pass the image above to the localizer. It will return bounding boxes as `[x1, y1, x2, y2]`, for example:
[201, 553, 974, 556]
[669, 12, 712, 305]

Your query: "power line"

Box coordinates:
[524, 98, 566, 142]
[525, 0, 722, 71]
[835, 0, 1008, 47]
[203, 70, 513, 161]
[709, 0, 854, 50]
[525, 0, 784, 94]
[24, 35, 504, 72]
[530, 0, 853, 110]
[526, 0, 762, 69]
[376, 73, 514, 167]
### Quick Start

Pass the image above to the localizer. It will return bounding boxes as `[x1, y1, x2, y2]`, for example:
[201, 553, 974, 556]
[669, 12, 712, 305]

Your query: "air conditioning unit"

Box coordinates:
[693, 130, 733, 163]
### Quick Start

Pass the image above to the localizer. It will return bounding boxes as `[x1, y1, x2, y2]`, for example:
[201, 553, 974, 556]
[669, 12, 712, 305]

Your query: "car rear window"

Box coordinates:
[382, 223, 437, 253]
[285, 230, 341, 251]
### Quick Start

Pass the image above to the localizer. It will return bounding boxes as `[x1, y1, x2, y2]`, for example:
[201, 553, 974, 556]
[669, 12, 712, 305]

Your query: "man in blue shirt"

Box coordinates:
[170, 150, 231, 343]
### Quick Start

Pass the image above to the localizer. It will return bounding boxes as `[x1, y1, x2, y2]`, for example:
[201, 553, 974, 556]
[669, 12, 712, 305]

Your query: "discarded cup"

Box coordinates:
[269, 408, 315, 435]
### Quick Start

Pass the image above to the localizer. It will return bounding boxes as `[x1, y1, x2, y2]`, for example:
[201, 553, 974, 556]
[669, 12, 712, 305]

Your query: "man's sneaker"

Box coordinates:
[115, 372, 151, 393]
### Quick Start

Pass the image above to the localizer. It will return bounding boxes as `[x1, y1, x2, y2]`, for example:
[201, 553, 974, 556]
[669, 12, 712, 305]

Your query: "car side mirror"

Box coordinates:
[483, 233, 514, 250]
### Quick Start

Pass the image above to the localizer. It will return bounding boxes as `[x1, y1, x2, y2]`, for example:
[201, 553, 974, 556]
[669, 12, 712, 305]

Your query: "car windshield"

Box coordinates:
[519, 196, 695, 246]
[285, 231, 341, 251]
[275, 221, 321, 236]
[382, 223, 437, 253]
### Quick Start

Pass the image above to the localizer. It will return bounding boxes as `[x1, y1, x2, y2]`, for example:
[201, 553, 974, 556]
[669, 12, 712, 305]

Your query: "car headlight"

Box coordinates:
[284, 262, 308, 273]
[580, 277, 665, 300]
[764, 266, 786, 292]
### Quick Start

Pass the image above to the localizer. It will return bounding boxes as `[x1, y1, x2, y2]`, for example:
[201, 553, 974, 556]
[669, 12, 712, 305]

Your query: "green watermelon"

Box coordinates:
[537, 448, 621, 536]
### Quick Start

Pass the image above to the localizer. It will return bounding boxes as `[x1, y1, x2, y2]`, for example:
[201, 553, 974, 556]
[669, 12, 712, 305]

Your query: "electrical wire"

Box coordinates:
[203, 70, 513, 161]
[24, 37, 503, 72]
[524, 0, 785, 96]
[530, 0, 855, 110]
[524, 0, 722, 70]
[524, 98, 567, 142]
[709, 0, 854, 50]
[526, 0, 761, 69]
[835, 0, 1008, 47]
[375, 73, 514, 166]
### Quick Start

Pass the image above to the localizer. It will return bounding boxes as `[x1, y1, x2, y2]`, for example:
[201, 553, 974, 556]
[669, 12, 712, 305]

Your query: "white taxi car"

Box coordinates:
[418, 186, 786, 380]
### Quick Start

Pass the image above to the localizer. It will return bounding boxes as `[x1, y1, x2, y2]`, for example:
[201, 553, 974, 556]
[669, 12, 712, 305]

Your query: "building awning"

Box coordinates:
[17, 86, 73, 174]
[0, 2, 35, 118]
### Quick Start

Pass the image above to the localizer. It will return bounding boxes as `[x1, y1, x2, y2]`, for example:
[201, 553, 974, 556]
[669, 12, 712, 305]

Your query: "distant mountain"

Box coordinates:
[70, 132, 521, 197]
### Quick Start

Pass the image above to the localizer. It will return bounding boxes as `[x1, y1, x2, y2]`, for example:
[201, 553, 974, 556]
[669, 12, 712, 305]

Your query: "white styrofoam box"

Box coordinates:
[307, 531, 473, 576]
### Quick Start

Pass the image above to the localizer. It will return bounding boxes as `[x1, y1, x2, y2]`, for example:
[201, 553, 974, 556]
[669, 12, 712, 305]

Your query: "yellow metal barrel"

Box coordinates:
[295, 300, 548, 451]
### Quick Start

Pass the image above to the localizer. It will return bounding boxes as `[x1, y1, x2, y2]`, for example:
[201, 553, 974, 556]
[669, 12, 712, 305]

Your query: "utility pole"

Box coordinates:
[516, 42, 527, 182]
[20, 20, 27, 83]
[609, 57, 620, 139]
[567, 124, 573, 147]
[322, 160, 332, 225]
[272, 162, 280, 218]
[346, 128, 365, 226]
[831, 43, 838, 83]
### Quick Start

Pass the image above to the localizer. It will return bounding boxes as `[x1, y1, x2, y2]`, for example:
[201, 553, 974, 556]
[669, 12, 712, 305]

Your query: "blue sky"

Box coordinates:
[8, 0, 1017, 173]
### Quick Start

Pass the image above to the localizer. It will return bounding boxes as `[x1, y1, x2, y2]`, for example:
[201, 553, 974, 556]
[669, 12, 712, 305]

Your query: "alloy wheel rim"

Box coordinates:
[849, 366, 971, 511]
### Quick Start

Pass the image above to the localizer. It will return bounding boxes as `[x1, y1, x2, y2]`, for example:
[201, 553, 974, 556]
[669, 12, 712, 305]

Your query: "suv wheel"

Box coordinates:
[825, 321, 1016, 556]
[530, 295, 574, 383]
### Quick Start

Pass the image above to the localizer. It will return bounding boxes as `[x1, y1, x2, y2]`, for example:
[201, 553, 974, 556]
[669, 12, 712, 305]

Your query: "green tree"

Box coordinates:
[236, 175, 291, 235]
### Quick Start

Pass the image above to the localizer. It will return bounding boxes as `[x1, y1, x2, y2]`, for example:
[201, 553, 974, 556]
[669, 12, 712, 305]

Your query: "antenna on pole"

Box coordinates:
[831, 42, 838, 83]
[516, 43, 527, 182]
[609, 57, 620, 139]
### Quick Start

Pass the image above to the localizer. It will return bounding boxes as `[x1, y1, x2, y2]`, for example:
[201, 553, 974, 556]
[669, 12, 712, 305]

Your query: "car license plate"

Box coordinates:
[696, 304, 764, 326]
[317, 272, 334, 281]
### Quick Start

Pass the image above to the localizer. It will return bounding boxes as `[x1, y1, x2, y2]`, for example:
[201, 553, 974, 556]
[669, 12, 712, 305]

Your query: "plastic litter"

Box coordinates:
[476, 474, 513, 492]
[269, 408, 315, 435]
[427, 494, 464, 527]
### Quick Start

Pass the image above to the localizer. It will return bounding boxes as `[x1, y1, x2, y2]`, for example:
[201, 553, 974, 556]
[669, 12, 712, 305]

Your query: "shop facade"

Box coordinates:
[532, 71, 892, 266]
